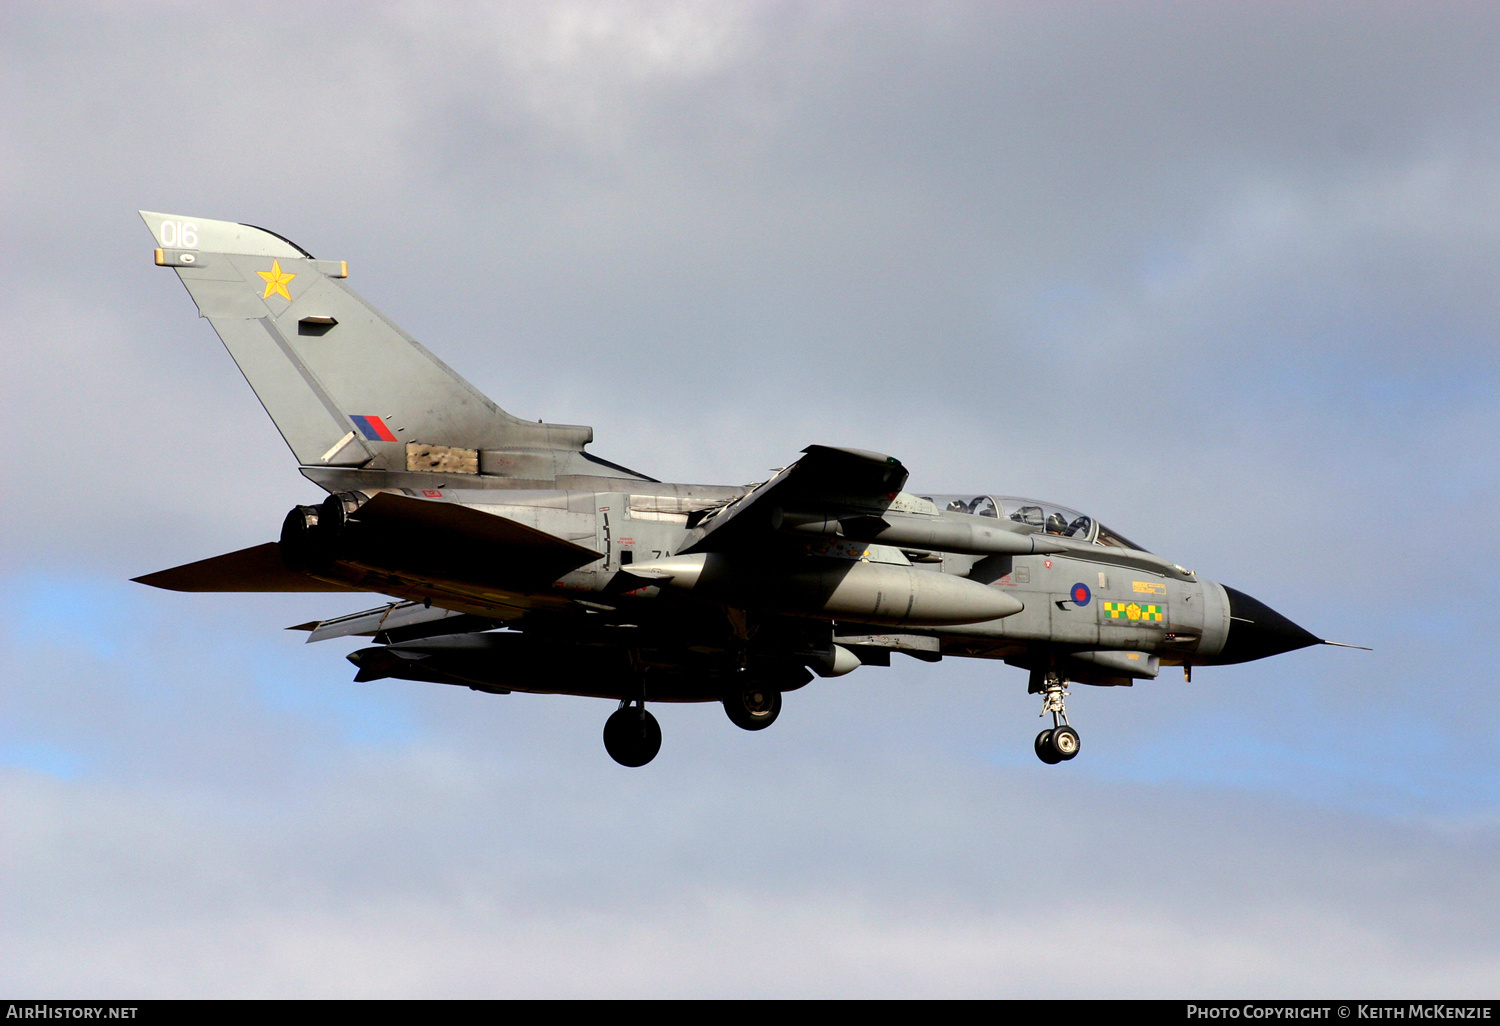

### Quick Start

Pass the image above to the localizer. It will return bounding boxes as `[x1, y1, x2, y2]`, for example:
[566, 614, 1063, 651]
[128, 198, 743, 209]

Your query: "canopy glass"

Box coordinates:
[917, 494, 1150, 553]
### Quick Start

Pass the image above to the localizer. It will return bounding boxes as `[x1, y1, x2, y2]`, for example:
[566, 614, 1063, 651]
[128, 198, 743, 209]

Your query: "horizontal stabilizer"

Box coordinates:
[133, 542, 364, 593]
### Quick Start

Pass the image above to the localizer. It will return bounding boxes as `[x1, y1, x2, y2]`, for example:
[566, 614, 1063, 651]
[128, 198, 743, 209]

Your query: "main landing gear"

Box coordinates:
[723, 681, 782, 731]
[601, 680, 786, 767]
[603, 700, 662, 767]
[1033, 671, 1081, 765]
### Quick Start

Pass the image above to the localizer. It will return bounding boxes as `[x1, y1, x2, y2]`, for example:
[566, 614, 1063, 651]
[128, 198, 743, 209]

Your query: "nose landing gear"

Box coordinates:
[1033, 672, 1080, 765]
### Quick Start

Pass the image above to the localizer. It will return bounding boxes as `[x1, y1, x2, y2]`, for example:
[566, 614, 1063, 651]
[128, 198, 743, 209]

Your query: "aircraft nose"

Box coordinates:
[1217, 585, 1321, 664]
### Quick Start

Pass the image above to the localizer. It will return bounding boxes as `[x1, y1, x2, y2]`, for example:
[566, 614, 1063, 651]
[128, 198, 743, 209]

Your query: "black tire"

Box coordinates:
[603, 706, 662, 767]
[1049, 725, 1081, 761]
[723, 684, 782, 731]
[1035, 729, 1063, 765]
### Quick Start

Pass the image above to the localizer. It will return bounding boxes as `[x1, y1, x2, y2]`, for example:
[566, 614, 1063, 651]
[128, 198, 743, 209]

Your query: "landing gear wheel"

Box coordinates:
[1035, 729, 1063, 765]
[723, 684, 782, 731]
[1049, 725, 1081, 761]
[603, 705, 662, 767]
[1033, 671, 1081, 764]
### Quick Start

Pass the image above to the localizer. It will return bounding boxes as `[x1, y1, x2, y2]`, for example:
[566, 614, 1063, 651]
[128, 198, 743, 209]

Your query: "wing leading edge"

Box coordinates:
[682, 445, 910, 554]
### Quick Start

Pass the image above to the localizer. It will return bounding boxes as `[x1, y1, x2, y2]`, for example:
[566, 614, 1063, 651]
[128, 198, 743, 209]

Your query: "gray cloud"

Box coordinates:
[4, 748, 1498, 997]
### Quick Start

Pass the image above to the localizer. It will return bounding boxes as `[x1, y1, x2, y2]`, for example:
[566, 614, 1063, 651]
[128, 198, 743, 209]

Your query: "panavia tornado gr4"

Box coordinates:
[133, 211, 1362, 767]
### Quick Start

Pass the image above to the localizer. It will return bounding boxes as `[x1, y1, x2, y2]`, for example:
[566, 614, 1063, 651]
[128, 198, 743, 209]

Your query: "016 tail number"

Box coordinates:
[158, 220, 198, 249]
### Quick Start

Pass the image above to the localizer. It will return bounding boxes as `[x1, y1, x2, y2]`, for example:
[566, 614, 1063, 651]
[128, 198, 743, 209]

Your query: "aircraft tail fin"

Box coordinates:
[139, 211, 594, 481]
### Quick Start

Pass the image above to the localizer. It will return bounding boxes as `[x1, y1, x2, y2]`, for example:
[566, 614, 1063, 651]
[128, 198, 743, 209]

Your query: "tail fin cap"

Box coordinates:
[139, 211, 310, 258]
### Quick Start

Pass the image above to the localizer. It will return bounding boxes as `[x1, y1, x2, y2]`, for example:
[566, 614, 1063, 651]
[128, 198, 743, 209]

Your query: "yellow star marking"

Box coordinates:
[257, 260, 296, 301]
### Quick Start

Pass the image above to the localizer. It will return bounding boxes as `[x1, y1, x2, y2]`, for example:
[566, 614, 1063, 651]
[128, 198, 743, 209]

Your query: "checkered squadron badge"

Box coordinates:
[1102, 600, 1165, 625]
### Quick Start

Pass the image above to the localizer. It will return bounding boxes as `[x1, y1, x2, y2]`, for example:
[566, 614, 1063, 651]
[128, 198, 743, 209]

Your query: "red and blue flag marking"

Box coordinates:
[349, 415, 398, 442]
[1070, 582, 1092, 606]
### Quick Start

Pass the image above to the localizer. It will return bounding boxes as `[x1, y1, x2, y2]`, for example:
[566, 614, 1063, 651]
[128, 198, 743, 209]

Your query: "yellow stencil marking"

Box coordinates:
[257, 260, 296, 301]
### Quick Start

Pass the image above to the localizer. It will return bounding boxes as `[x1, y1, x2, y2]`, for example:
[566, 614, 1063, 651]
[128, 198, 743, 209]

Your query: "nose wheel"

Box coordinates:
[1033, 673, 1081, 764]
[1035, 724, 1081, 764]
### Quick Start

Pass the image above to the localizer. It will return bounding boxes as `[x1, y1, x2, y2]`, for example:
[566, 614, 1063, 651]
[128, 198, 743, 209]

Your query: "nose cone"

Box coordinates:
[1216, 585, 1321, 664]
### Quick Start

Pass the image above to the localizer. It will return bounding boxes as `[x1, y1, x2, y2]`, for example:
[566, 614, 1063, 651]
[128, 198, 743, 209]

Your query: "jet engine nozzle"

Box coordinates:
[279, 504, 322, 571]
[279, 491, 370, 572]
[317, 490, 368, 538]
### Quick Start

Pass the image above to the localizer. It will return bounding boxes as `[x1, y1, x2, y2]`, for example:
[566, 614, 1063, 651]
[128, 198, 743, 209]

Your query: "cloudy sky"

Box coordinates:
[3, 1, 1499, 997]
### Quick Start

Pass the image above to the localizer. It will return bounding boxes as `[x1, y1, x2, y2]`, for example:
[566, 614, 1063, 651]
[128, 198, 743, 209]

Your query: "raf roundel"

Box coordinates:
[1070, 582, 1091, 606]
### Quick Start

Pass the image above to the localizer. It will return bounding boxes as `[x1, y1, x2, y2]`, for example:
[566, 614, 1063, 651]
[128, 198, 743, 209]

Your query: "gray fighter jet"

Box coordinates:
[134, 212, 1362, 767]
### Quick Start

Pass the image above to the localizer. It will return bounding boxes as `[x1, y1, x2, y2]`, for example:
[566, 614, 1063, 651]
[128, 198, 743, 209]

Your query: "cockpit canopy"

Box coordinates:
[918, 494, 1149, 552]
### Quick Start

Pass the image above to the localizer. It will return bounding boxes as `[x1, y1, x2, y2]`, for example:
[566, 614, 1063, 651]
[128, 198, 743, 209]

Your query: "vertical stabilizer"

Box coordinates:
[139, 211, 594, 478]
